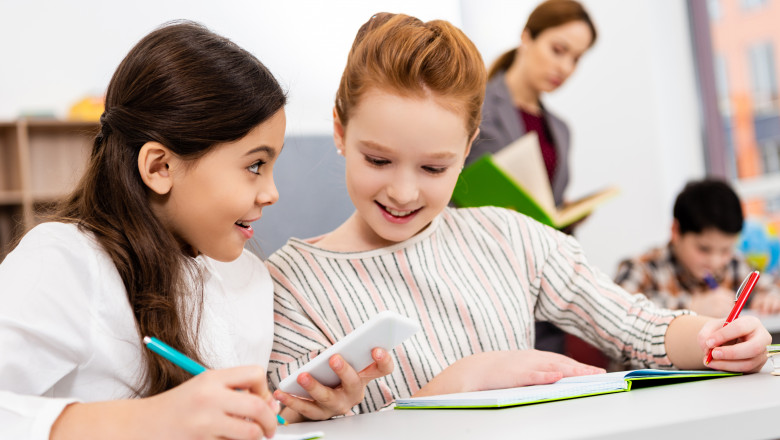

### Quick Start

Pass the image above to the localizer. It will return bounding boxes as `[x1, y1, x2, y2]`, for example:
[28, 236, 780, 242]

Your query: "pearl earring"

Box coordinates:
[336, 149, 344, 156]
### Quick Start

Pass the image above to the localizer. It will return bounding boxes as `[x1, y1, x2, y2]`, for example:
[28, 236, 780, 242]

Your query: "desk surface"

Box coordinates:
[276, 365, 780, 440]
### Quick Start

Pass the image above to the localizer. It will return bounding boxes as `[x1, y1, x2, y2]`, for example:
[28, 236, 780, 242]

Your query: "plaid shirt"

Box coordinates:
[614, 242, 774, 310]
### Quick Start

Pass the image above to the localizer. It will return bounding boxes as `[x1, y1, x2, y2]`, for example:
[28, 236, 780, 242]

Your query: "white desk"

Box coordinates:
[276, 365, 780, 440]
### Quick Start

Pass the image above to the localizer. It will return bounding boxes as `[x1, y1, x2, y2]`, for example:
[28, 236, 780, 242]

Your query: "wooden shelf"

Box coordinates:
[0, 119, 98, 261]
[0, 191, 23, 205]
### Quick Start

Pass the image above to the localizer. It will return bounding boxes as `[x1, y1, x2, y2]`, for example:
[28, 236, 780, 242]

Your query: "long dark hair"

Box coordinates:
[54, 21, 286, 396]
[488, 0, 597, 79]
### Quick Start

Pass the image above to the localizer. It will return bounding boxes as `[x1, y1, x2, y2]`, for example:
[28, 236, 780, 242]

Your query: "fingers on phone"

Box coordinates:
[278, 392, 329, 421]
[372, 348, 395, 375]
[329, 354, 363, 394]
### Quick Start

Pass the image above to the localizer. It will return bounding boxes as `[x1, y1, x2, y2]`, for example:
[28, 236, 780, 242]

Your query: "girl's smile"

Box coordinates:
[234, 216, 260, 240]
[376, 201, 422, 224]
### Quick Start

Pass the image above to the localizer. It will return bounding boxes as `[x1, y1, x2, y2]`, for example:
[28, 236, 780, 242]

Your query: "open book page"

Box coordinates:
[394, 369, 738, 409]
[556, 185, 620, 226]
[490, 132, 618, 228]
[491, 133, 557, 215]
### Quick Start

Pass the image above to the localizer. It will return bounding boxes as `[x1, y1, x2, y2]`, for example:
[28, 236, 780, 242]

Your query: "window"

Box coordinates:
[708, 0, 722, 19]
[714, 54, 731, 116]
[748, 42, 779, 114]
[759, 139, 780, 174]
[690, 0, 780, 230]
[741, 0, 769, 10]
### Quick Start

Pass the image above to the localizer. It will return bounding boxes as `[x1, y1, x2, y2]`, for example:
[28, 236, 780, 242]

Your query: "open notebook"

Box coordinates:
[395, 369, 738, 409]
[269, 432, 323, 440]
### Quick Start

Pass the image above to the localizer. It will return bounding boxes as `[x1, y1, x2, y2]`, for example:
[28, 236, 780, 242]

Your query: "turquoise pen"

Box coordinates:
[143, 336, 286, 425]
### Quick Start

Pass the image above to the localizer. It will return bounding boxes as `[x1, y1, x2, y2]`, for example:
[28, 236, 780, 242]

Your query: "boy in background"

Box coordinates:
[615, 178, 780, 317]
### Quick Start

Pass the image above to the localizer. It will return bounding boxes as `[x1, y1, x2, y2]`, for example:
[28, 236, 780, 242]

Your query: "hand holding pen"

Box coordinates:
[144, 336, 285, 438]
[702, 271, 767, 368]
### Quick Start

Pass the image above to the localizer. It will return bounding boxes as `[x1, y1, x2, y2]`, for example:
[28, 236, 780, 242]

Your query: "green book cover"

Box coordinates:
[452, 133, 618, 229]
[394, 369, 739, 409]
[452, 154, 556, 227]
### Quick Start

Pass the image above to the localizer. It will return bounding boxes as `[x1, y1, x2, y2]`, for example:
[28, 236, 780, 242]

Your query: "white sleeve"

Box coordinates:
[0, 224, 95, 440]
[0, 392, 77, 440]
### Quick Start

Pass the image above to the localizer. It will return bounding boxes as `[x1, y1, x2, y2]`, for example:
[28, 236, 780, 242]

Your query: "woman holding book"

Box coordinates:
[466, 0, 598, 356]
[469, 0, 596, 207]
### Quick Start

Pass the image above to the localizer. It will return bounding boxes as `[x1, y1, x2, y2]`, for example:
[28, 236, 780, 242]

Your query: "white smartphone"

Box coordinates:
[277, 310, 421, 399]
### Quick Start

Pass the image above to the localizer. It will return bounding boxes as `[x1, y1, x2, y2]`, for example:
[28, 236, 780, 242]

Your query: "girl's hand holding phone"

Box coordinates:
[275, 348, 394, 423]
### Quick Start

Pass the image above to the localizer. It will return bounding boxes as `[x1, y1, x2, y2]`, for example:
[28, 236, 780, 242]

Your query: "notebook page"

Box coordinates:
[396, 379, 628, 407]
[556, 371, 632, 384]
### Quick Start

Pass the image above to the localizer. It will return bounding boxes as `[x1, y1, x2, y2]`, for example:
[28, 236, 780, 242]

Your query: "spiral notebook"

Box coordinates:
[395, 369, 739, 409]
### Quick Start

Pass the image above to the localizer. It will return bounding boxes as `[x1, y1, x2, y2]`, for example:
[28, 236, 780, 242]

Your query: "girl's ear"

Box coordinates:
[333, 107, 346, 155]
[465, 128, 479, 161]
[138, 141, 174, 195]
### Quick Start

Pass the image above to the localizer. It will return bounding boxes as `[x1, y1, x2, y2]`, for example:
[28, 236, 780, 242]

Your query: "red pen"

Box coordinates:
[704, 270, 760, 365]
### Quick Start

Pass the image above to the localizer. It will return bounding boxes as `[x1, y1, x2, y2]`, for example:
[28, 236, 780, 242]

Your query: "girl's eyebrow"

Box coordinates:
[359, 139, 391, 152]
[244, 145, 277, 159]
[425, 151, 458, 160]
[359, 139, 458, 160]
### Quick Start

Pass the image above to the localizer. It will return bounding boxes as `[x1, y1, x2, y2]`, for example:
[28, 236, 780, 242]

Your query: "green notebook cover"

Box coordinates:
[394, 369, 739, 409]
[452, 154, 556, 227]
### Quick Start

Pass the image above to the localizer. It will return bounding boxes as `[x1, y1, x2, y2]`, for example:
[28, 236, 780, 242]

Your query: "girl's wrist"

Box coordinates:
[51, 399, 150, 440]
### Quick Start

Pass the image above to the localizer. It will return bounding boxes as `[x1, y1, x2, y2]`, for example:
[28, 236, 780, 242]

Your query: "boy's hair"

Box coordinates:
[335, 12, 486, 138]
[673, 178, 744, 235]
[53, 21, 286, 397]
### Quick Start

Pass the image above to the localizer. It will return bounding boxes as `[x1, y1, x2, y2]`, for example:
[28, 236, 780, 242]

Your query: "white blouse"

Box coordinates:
[0, 222, 274, 440]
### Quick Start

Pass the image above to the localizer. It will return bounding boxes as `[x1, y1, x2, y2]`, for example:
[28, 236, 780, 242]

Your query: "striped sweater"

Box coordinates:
[267, 207, 687, 413]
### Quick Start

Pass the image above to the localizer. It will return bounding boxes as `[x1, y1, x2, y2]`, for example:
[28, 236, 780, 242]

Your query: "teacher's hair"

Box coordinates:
[54, 21, 286, 396]
[335, 12, 486, 138]
[488, 0, 598, 79]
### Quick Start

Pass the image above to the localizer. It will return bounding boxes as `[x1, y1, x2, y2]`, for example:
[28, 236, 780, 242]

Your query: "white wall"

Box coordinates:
[565, 0, 705, 274]
[0, 0, 706, 274]
[0, 1, 461, 135]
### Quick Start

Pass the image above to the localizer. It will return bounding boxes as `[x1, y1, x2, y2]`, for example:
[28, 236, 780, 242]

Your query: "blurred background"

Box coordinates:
[2, 0, 779, 278]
